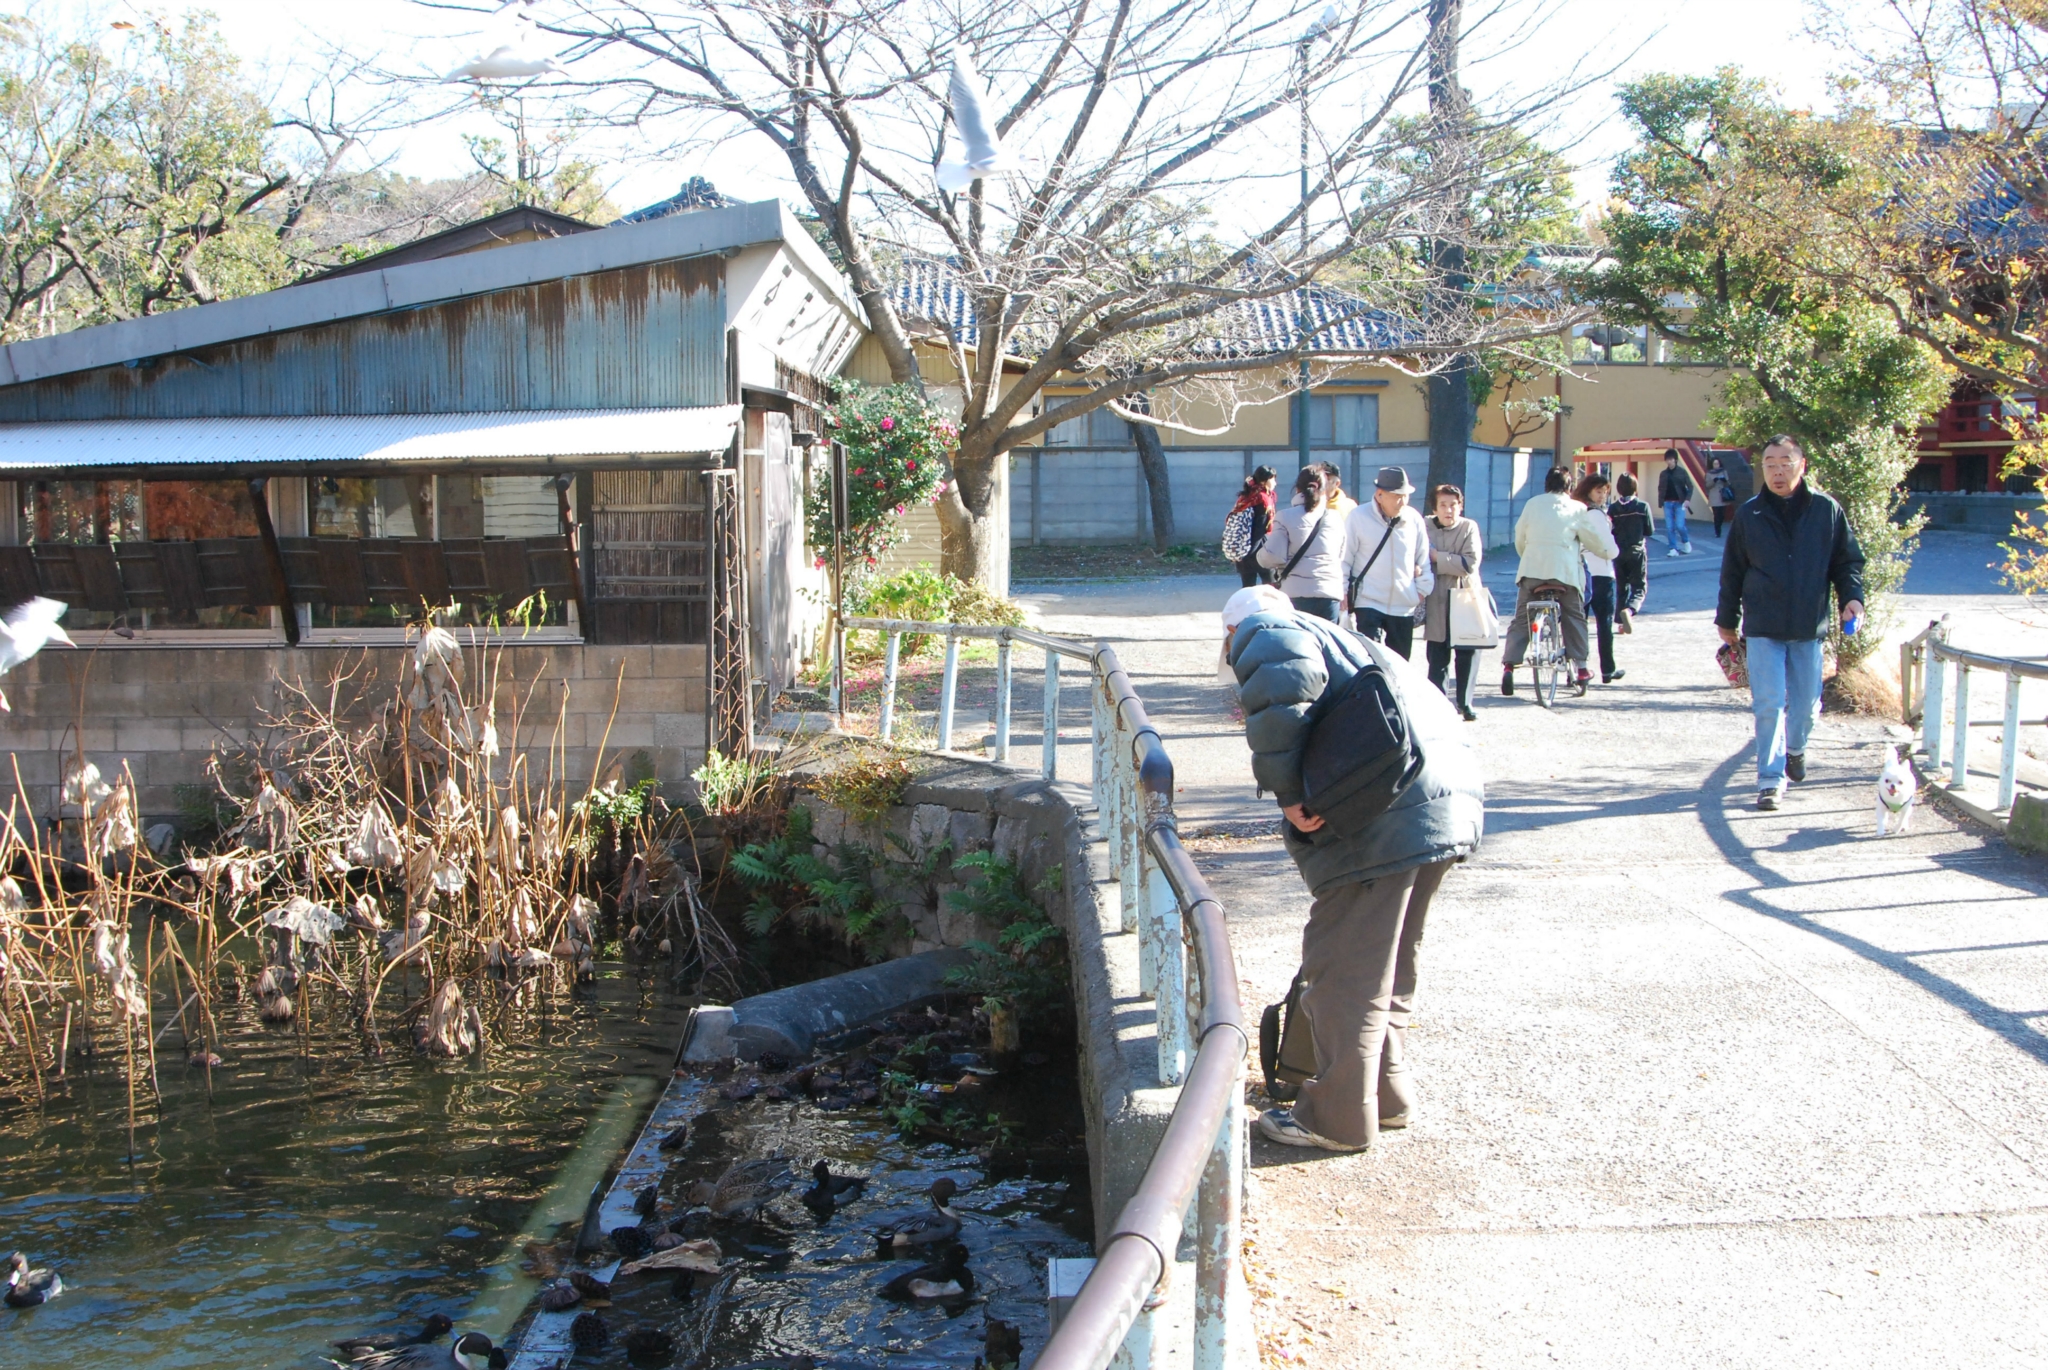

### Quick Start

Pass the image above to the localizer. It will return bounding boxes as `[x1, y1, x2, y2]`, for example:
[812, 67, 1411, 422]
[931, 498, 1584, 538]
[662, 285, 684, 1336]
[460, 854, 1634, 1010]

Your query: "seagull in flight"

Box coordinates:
[0, 597, 72, 713]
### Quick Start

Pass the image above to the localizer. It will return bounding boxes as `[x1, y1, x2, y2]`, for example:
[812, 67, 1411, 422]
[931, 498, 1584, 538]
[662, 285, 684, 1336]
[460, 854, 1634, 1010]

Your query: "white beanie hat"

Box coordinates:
[1220, 585, 1291, 631]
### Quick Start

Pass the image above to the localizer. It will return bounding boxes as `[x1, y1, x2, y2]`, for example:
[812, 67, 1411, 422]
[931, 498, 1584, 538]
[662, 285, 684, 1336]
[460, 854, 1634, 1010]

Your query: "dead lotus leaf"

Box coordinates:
[617, 1238, 722, 1275]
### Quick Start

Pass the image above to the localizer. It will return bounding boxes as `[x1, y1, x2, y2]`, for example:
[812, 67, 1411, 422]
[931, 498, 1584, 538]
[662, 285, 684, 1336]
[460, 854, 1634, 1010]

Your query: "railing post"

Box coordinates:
[879, 631, 901, 742]
[1193, 1061, 1246, 1370]
[1950, 661, 1972, 789]
[995, 632, 1013, 763]
[1043, 648, 1061, 780]
[1149, 838, 1187, 1084]
[2000, 670, 2023, 811]
[1923, 642, 1946, 764]
[937, 631, 960, 751]
[1898, 637, 1915, 726]
[1121, 742, 1142, 940]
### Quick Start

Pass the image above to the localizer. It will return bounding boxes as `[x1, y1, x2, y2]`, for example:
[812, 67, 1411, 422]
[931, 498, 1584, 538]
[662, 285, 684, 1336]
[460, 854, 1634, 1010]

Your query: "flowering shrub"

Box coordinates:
[807, 381, 952, 573]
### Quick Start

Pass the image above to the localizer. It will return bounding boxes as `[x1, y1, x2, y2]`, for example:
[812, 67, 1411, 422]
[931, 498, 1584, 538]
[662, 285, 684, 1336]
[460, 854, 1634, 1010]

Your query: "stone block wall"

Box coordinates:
[795, 753, 1071, 956]
[4, 641, 708, 821]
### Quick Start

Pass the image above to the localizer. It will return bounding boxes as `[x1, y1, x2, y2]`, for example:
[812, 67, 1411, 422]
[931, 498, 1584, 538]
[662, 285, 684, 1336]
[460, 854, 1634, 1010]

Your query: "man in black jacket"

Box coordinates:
[1656, 449, 1695, 557]
[1608, 473, 1653, 631]
[1716, 435, 1866, 810]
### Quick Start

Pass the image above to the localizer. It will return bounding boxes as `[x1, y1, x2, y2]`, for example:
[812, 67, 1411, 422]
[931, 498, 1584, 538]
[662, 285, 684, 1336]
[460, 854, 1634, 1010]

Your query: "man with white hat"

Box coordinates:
[1221, 588, 1485, 1152]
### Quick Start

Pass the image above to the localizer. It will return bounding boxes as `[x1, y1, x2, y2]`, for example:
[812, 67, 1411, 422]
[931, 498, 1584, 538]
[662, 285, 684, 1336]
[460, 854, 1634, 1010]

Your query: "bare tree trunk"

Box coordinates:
[1132, 424, 1176, 551]
[1425, 0, 1473, 498]
[937, 444, 1010, 596]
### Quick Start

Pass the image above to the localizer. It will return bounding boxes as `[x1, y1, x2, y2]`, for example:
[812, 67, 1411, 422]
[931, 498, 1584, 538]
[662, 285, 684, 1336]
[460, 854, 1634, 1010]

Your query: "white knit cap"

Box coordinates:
[1220, 585, 1291, 630]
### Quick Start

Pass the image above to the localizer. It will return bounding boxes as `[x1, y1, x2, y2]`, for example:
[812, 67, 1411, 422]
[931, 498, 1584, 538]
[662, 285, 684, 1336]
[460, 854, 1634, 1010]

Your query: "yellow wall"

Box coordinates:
[850, 334, 1731, 457]
[1473, 363, 1730, 453]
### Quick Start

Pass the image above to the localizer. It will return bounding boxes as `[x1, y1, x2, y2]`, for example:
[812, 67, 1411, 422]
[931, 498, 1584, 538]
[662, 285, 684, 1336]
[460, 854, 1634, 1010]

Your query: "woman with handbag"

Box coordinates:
[1422, 484, 1483, 721]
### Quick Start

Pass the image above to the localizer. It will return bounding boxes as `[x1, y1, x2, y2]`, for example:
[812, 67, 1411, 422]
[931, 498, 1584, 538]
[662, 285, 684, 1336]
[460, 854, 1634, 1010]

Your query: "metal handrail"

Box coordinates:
[1906, 617, 2044, 812]
[827, 615, 1249, 1370]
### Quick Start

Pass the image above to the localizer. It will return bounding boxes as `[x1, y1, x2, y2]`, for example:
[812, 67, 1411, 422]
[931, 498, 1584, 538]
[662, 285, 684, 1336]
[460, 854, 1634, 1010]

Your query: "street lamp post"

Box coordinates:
[1294, 9, 1336, 477]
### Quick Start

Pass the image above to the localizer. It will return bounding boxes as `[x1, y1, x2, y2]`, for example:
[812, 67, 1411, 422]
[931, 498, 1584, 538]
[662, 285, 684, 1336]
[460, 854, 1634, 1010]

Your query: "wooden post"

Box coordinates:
[551, 472, 586, 628]
[247, 476, 299, 646]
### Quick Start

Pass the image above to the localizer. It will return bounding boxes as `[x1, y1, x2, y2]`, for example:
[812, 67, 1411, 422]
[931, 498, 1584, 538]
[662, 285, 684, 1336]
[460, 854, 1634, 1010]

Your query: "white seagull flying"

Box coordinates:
[937, 46, 1017, 192]
[0, 597, 73, 713]
[444, 43, 566, 83]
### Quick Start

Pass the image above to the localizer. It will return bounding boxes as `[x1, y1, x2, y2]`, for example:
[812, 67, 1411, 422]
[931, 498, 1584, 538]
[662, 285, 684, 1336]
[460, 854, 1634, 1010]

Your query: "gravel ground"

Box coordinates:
[1012, 532, 2048, 1370]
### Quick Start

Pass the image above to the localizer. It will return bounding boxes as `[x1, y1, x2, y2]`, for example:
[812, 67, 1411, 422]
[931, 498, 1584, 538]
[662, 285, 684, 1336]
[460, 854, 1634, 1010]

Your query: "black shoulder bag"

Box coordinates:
[1345, 516, 1400, 607]
[1276, 512, 1327, 585]
[1297, 650, 1423, 840]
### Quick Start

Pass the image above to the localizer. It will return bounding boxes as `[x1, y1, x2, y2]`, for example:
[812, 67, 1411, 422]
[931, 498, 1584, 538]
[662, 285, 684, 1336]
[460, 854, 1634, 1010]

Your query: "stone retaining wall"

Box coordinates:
[798, 752, 1178, 1250]
[5, 642, 708, 820]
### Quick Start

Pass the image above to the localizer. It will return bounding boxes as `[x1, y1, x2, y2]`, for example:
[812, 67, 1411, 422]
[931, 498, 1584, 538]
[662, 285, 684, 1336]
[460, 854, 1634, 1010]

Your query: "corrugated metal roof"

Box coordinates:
[0, 407, 741, 473]
[0, 200, 858, 389]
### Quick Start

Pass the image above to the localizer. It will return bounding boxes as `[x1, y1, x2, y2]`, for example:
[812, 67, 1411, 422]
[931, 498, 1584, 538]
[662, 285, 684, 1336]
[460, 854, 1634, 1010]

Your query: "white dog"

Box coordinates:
[1876, 745, 1917, 836]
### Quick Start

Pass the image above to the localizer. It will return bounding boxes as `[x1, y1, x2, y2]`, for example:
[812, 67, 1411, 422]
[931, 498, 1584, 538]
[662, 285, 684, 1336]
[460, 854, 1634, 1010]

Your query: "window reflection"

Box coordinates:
[19, 479, 267, 631]
[310, 476, 433, 539]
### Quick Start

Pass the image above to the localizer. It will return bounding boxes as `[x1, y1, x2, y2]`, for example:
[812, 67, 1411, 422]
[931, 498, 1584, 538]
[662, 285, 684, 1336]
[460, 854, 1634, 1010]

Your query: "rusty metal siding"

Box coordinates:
[0, 259, 726, 422]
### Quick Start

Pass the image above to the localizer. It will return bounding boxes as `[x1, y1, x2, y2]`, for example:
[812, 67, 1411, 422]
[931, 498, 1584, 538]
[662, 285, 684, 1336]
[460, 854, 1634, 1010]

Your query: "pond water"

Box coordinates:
[0, 968, 690, 1370]
[1, 972, 1093, 1370]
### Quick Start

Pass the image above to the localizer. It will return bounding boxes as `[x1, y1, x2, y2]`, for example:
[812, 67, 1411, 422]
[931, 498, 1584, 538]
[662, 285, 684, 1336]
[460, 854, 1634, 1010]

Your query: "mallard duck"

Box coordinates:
[879, 1242, 974, 1300]
[3, 1252, 59, 1307]
[685, 1157, 792, 1220]
[800, 1159, 866, 1212]
[873, 1178, 961, 1252]
[348, 1331, 495, 1370]
[333, 1313, 453, 1358]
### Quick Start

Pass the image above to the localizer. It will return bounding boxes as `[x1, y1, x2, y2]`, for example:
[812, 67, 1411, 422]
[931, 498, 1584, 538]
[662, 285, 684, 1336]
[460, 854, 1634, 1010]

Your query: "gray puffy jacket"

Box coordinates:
[1229, 610, 1485, 895]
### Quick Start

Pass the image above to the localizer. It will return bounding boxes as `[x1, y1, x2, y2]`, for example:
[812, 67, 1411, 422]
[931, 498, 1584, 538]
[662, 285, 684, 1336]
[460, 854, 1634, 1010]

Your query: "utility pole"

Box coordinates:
[1425, 0, 1475, 499]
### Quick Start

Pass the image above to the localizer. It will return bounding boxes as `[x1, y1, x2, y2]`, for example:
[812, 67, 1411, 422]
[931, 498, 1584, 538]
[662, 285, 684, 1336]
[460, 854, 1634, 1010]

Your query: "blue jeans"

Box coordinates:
[1290, 596, 1340, 622]
[1747, 636, 1822, 789]
[1663, 500, 1692, 551]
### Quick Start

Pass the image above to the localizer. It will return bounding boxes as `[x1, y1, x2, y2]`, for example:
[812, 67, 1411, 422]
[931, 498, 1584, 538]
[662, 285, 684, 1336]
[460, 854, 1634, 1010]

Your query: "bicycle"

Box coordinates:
[1523, 593, 1580, 707]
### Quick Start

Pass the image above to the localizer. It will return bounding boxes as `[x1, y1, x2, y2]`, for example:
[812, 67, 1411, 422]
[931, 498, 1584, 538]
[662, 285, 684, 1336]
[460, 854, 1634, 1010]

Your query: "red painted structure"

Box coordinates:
[1907, 386, 2038, 493]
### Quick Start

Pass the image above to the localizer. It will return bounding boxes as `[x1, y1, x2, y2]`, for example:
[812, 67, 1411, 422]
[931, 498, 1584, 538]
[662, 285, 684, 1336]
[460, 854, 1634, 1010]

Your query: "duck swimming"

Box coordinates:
[800, 1159, 866, 1212]
[332, 1313, 454, 1358]
[879, 1242, 974, 1300]
[3, 1252, 60, 1307]
[686, 1157, 793, 1220]
[873, 1178, 962, 1252]
[347, 1330, 495, 1370]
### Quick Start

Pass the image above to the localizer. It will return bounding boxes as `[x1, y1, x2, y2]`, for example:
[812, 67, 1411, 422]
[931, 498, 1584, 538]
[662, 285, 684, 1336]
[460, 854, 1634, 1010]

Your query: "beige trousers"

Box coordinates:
[1289, 861, 1451, 1149]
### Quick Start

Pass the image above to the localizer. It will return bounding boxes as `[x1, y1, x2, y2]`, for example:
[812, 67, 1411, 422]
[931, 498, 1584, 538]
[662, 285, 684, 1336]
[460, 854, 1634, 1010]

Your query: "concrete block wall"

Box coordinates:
[5, 641, 708, 821]
[1008, 442, 1535, 548]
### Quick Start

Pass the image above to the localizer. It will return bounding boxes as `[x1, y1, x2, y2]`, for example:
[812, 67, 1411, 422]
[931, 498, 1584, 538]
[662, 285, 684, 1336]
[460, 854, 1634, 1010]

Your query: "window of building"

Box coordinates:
[1043, 401, 1134, 446]
[1571, 323, 1649, 364]
[17, 479, 269, 631]
[304, 473, 572, 632]
[1302, 391, 1381, 446]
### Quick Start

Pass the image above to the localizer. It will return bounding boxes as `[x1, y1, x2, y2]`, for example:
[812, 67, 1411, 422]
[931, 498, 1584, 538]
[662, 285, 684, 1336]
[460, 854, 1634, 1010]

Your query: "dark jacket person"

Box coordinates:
[1227, 600, 1484, 1151]
[1715, 434, 1866, 809]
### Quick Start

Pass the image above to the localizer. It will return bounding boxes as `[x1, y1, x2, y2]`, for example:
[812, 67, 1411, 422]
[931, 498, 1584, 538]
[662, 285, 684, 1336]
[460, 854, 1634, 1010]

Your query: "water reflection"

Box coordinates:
[0, 968, 690, 1369]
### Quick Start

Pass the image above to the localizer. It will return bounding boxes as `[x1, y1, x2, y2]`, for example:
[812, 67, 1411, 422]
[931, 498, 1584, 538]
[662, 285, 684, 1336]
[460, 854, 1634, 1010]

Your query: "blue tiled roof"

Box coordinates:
[617, 176, 740, 226]
[889, 258, 1416, 358]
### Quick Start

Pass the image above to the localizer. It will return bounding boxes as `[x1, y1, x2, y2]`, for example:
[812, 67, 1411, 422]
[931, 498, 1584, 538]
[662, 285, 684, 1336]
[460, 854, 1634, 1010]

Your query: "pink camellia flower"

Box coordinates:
[894, 505, 905, 515]
[879, 417, 895, 431]
[906, 460, 917, 471]
[853, 467, 864, 475]
[814, 555, 826, 569]
[875, 479, 886, 489]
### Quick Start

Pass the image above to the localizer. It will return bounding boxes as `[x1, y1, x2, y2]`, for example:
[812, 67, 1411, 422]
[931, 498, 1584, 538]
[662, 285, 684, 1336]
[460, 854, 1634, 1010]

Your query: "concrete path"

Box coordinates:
[1015, 533, 2048, 1369]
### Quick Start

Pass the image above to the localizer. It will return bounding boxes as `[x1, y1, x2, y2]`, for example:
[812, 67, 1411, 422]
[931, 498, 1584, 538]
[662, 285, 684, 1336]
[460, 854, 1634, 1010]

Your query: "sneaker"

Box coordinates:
[1665, 549, 1681, 558]
[1786, 753, 1806, 783]
[1255, 1107, 1366, 1152]
[1500, 669, 1516, 697]
[1458, 705, 1477, 722]
[1604, 669, 1626, 684]
[1575, 667, 1593, 687]
[1616, 608, 1633, 634]
[1757, 788, 1781, 811]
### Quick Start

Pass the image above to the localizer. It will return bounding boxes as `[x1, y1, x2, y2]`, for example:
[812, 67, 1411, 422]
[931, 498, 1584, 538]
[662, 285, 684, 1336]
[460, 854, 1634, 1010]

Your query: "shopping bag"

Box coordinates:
[1448, 580, 1500, 648]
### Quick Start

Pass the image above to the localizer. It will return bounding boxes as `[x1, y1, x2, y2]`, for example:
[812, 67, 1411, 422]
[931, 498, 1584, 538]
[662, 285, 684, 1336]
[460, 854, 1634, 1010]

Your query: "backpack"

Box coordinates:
[1258, 972, 1318, 1102]
[1221, 505, 1257, 561]
[1297, 653, 1422, 840]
